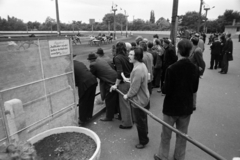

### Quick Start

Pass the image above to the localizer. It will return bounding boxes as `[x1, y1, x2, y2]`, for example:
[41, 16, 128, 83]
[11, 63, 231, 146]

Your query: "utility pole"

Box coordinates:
[170, 0, 179, 46]
[112, 4, 117, 40]
[55, 0, 61, 35]
[121, 18, 122, 35]
[197, 0, 203, 33]
[125, 10, 129, 37]
[108, 21, 110, 34]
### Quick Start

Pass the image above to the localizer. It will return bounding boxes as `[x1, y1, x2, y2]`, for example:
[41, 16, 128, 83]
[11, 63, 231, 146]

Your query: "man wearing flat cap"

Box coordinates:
[96, 48, 113, 68]
[88, 53, 119, 121]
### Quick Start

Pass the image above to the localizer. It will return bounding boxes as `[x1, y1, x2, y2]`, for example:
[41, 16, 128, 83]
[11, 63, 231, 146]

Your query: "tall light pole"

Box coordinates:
[55, 0, 61, 35]
[112, 4, 117, 40]
[170, 0, 179, 46]
[197, 0, 204, 32]
[203, 6, 215, 33]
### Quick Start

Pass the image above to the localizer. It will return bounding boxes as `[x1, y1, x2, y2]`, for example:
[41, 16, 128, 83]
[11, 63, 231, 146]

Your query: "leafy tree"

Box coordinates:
[222, 10, 240, 25]
[156, 17, 170, 30]
[179, 11, 200, 30]
[150, 10, 155, 23]
[131, 19, 145, 30]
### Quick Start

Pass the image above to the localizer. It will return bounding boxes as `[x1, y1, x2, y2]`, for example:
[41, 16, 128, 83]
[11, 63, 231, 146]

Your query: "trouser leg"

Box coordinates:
[132, 106, 149, 145]
[222, 54, 229, 73]
[193, 92, 197, 109]
[210, 54, 214, 69]
[174, 115, 191, 160]
[118, 83, 133, 126]
[158, 114, 176, 160]
[105, 91, 118, 119]
[78, 84, 97, 122]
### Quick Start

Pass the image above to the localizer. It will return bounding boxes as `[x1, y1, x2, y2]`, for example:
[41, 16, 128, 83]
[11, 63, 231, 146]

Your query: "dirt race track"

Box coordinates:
[72, 34, 240, 160]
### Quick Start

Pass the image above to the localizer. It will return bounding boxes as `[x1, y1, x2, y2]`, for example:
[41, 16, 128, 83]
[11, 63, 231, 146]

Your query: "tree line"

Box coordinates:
[179, 9, 240, 33]
[0, 9, 239, 33]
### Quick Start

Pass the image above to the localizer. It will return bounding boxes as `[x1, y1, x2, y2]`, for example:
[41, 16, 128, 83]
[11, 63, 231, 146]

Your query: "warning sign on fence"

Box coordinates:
[49, 39, 70, 57]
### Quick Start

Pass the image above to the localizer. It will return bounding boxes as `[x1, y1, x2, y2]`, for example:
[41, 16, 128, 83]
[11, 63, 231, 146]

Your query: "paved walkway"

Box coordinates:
[76, 36, 240, 160]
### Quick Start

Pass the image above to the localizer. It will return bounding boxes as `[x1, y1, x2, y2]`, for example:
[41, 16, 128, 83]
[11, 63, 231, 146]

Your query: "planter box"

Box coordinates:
[28, 126, 101, 160]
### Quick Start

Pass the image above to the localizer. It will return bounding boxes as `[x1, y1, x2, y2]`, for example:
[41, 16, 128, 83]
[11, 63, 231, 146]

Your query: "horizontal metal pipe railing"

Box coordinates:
[7, 103, 75, 138]
[115, 88, 227, 160]
[0, 71, 73, 93]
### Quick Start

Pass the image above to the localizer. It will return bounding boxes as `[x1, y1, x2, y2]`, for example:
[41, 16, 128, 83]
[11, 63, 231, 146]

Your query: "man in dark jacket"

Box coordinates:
[154, 39, 199, 160]
[219, 33, 233, 74]
[161, 39, 177, 92]
[73, 60, 98, 125]
[88, 53, 118, 121]
[209, 37, 221, 69]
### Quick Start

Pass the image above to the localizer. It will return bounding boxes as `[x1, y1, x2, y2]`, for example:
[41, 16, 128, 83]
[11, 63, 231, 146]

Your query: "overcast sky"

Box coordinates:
[0, 0, 239, 23]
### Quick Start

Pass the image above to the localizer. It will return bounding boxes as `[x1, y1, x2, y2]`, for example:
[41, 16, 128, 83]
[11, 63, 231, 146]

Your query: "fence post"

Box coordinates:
[4, 99, 26, 142]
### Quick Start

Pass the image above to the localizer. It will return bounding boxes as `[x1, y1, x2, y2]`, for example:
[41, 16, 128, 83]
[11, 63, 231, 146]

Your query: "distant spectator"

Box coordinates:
[139, 41, 153, 110]
[143, 38, 149, 44]
[96, 48, 113, 68]
[131, 42, 137, 50]
[125, 42, 132, 55]
[209, 37, 221, 69]
[219, 33, 233, 74]
[161, 39, 177, 94]
[135, 36, 143, 45]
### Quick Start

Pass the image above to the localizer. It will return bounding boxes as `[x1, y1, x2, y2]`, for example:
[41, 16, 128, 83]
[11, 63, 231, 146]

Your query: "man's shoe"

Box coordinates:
[78, 120, 85, 126]
[119, 125, 132, 129]
[218, 71, 223, 73]
[154, 154, 162, 160]
[100, 118, 112, 121]
[135, 144, 146, 149]
[220, 72, 227, 74]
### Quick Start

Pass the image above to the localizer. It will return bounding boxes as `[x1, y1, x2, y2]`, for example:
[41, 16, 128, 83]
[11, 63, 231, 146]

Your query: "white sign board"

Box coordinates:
[49, 39, 70, 57]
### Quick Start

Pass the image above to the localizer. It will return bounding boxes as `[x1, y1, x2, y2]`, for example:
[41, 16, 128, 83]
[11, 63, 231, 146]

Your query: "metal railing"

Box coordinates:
[115, 88, 227, 160]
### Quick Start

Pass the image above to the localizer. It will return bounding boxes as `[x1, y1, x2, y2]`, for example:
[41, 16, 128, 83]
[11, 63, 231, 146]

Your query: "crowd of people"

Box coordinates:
[73, 31, 233, 160]
[208, 32, 233, 74]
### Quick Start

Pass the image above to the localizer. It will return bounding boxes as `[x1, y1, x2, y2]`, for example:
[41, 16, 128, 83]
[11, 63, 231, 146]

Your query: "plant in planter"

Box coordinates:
[0, 142, 39, 160]
[0, 127, 100, 160]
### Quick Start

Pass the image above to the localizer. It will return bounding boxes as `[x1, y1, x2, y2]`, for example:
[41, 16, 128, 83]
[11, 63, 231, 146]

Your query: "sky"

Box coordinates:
[0, 0, 239, 24]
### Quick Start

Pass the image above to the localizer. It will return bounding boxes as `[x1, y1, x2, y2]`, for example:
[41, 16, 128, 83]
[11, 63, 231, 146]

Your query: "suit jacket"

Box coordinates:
[223, 38, 233, 61]
[73, 60, 97, 98]
[189, 46, 206, 76]
[210, 40, 221, 55]
[162, 58, 199, 116]
[163, 45, 177, 70]
[90, 58, 117, 100]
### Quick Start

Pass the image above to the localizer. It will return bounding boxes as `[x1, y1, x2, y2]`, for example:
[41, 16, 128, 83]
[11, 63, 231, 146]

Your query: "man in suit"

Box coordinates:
[73, 59, 98, 125]
[88, 53, 119, 121]
[154, 39, 199, 160]
[219, 33, 233, 74]
[161, 39, 177, 93]
[209, 37, 221, 69]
